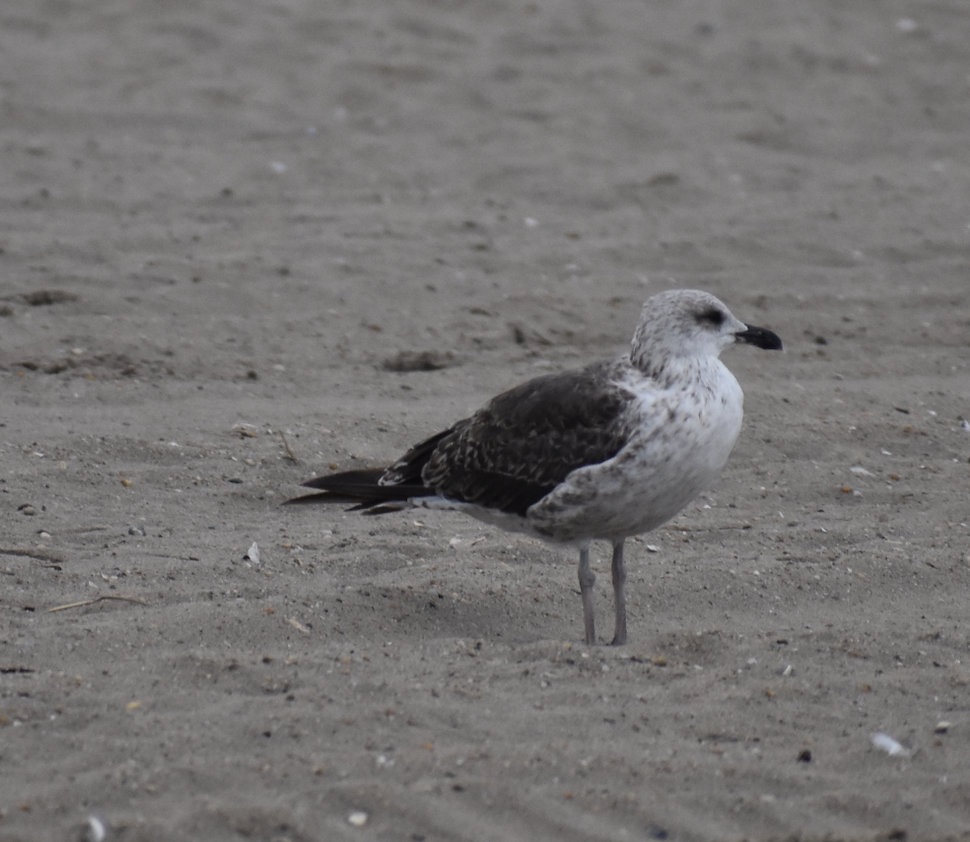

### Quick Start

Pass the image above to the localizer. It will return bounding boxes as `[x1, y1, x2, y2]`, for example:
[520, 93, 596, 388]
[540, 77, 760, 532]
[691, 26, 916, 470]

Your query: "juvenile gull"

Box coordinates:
[287, 290, 782, 645]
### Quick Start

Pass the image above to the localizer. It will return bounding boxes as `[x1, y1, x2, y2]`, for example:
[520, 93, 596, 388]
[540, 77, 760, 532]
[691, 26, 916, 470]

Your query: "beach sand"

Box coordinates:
[1, 1, 969, 839]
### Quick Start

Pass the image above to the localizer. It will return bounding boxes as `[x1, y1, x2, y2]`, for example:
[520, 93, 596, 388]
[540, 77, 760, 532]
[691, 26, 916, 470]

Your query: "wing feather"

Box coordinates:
[423, 361, 633, 516]
[288, 361, 636, 517]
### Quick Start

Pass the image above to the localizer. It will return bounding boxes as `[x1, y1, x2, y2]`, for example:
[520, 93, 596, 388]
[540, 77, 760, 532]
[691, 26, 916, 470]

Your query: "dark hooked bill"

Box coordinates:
[736, 324, 783, 351]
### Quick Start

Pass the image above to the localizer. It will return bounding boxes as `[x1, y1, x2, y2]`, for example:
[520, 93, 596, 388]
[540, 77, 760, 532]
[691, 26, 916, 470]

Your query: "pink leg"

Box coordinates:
[577, 544, 596, 645]
[610, 539, 627, 646]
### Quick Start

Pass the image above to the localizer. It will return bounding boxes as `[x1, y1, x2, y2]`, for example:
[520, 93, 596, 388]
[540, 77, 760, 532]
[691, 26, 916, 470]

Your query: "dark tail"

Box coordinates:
[285, 429, 454, 512]
[284, 467, 434, 513]
[285, 430, 452, 508]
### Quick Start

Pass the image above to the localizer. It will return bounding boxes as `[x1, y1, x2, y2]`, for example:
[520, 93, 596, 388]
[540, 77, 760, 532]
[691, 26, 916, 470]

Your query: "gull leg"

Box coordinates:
[577, 543, 596, 645]
[610, 539, 627, 646]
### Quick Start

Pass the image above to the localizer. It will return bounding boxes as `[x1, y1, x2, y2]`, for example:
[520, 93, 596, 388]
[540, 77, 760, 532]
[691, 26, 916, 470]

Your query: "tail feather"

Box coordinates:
[284, 466, 434, 511]
[301, 467, 386, 492]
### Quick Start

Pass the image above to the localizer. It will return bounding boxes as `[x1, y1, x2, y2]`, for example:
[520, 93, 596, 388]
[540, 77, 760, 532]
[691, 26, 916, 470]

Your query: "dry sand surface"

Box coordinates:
[2, 1, 970, 839]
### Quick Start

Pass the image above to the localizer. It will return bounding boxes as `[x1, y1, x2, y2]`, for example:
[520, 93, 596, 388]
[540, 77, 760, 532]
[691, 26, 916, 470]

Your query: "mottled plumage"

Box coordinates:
[288, 289, 782, 645]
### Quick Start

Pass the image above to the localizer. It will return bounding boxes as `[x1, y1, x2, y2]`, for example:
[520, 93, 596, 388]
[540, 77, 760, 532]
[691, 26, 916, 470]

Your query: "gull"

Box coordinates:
[287, 289, 782, 645]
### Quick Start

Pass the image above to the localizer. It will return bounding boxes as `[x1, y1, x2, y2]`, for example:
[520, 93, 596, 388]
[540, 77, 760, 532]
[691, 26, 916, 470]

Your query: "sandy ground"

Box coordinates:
[2, 1, 970, 839]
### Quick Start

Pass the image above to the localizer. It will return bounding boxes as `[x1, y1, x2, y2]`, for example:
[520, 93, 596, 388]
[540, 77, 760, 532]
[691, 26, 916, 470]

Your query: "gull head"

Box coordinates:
[631, 289, 782, 374]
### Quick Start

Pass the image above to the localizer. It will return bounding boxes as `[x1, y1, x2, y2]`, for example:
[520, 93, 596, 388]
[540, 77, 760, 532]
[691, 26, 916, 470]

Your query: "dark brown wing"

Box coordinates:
[420, 361, 633, 517]
[287, 362, 633, 516]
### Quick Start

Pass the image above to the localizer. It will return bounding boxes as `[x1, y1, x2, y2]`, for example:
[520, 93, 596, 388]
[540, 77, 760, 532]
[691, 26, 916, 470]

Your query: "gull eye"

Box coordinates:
[696, 307, 725, 327]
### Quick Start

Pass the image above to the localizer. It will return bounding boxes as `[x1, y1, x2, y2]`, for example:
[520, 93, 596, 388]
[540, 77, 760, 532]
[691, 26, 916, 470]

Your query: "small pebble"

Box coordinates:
[934, 721, 952, 734]
[21, 506, 36, 516]
[348, 810, 368, 827]
[81, 815, 106, 842]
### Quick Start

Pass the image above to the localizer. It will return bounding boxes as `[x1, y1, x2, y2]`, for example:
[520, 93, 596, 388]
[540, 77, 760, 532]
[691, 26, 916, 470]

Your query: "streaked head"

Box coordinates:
[631, 289, 782, 374]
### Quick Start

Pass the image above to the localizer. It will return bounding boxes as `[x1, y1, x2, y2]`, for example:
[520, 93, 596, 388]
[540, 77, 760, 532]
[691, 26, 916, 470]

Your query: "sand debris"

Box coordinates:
[0, 547, 65, 563]
[48, 594, 148, 613]
[871, 732, 911, 757]
[81, 815, 106, 842]
[20, 289, 78, 306]
[279, 431, 297, 462]
[383, 349, 457, 372]
[347, 810, 368, 827]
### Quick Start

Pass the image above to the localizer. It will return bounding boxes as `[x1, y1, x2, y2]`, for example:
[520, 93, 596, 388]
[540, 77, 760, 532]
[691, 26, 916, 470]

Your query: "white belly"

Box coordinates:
[526, 364, 744, 543]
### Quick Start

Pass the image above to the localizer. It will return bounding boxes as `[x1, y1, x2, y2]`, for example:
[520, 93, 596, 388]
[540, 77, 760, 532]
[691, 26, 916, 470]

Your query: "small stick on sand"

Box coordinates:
[48, 594, 148, 613]
[0, 547, 66, 563]
[279, 431, 297, 462]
